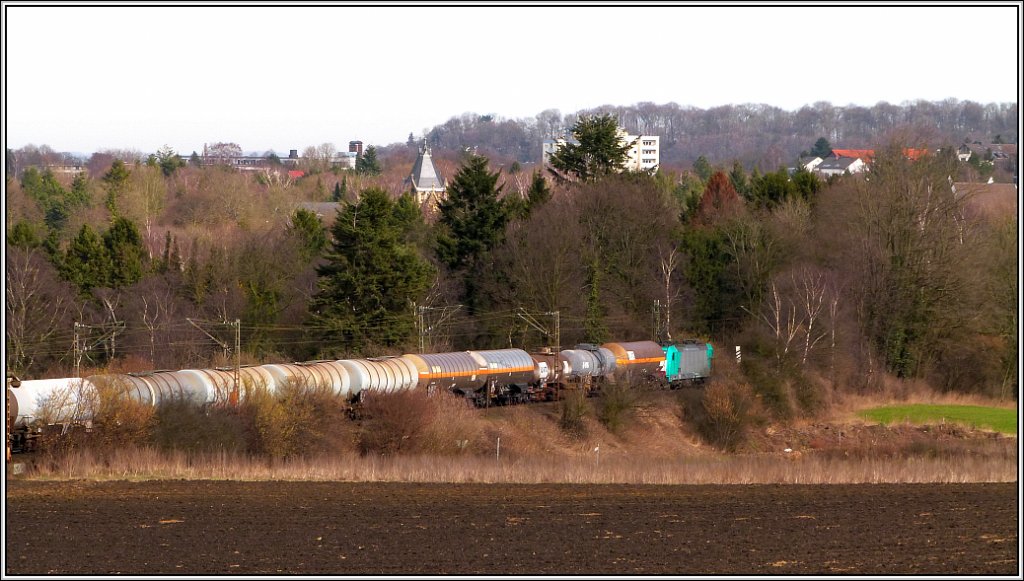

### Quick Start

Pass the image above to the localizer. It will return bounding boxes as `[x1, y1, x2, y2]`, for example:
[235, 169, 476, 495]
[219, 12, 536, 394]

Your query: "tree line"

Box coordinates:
[5, 114, 1017, 410]
[415, 99, 1017, 170]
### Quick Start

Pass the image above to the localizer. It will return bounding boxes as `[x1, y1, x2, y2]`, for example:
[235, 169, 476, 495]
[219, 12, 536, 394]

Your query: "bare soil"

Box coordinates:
[4, 480, 1018, 575]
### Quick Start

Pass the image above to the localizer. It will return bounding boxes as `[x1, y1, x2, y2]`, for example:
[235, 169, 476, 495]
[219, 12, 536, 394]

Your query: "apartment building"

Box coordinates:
[542, 127, 660, 172]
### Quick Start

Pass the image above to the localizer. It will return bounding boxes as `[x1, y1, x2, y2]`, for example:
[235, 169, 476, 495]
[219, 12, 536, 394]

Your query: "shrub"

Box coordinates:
[241, 386, 295, 459]
[230, 379, 354, 459]
[558, 390, 589, 440]
[418, 391, 484, 455]
[681, 379, 761, 451]
[790, 367, 822, 414]
[151, 400, 248, 454]
[357, 389, 434, 455]
[85, 376, 156, 452]
[274, 381, 353, 457]
[597, 381, 639, 434]
[740, 356, 793, 419]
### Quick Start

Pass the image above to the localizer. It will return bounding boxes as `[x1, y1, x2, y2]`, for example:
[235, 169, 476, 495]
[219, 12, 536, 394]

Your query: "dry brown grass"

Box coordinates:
[15, 444, 1016, 484]
[14, 373, 1017, 485]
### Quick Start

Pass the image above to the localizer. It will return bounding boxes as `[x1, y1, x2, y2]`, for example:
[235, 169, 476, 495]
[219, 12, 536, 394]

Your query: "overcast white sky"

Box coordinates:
[2, 3, 1021, 156]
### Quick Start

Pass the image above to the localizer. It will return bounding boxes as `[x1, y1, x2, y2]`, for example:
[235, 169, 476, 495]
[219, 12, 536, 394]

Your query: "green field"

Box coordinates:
[858, 404, 1017, 435]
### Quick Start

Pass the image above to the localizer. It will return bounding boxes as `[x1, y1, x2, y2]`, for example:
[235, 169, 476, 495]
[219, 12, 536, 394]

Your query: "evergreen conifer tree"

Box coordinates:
[103, 160, 131, 217]
[693, 155, 713, 183]
[355, 146, 382, 176]
[7, 221, 41, 249]
[69, 172, 91, 207]
[62, 224, 113, 294]
[435, 155, 509, 271]
[548, 113, 633, 182]
[310, 188, 433, 351]
[526, 170, 552, 210]
[287, 208, 327, 262]
[104, 217, 147, 288]
[810, 137, 832, 158]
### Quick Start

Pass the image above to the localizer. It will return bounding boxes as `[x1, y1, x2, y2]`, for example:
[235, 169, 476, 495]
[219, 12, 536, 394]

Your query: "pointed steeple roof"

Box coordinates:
[409, 144, 445, 192]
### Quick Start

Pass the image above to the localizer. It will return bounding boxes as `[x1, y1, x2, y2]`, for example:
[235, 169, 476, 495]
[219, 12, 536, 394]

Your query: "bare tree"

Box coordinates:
[316, 142, 337, 166]
[793, 267, 836, 366]
[746, 280, 801, 365]
[658, 244, 682, 340]
[817, 143, 974, 379]
[123, 165, 167, 255]
[745, 266, 840, 368]
[5, 249, 78, 375]
[205, 142, 243, 165]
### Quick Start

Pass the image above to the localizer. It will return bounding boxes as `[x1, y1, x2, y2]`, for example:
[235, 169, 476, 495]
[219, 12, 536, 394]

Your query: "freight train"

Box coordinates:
[6, 339, 712, 454]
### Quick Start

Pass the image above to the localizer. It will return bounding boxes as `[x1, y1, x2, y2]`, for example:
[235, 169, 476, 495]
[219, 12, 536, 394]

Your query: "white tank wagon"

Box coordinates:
[91, 366, 279, 409]
[260, 361, 353, 398]
[8, 378, 99, 427]
[339, 357, 419, 400]
[102, 370, 207, 407]
[160, 366, 276, 405]
[8, 364, 284, 427]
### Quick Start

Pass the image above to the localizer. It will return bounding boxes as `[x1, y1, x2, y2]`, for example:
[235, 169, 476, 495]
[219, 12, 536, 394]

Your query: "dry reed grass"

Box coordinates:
[14, 445, 1016, 485]
[13, 371, 1017, 486]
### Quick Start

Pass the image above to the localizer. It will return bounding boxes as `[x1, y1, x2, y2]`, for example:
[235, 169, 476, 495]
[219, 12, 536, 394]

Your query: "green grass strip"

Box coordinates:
[858, 404, 1017, 435]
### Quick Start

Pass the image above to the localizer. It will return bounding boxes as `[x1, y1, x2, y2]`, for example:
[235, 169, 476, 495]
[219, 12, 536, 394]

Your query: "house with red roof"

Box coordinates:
[830, 148, 930, 163]
[816, 147, 932, 177]
[830, 149, 876, 162]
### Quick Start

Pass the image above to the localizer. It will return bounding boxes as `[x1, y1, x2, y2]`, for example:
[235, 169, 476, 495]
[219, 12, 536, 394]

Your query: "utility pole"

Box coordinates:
[652, 300, 662, 342]
[187, 318, 242, 403]
[233, 319, 241, 404]
[415, 304, 462, 353]
[414, 303, 426, 353]
[554, 310, 560, 353]
[73, 322, 81, 378]
[516, 308, 559, 352]
[72, 321, 125, 377]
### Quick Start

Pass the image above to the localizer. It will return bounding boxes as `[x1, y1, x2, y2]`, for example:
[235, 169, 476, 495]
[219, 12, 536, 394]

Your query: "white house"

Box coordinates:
[957, 144, 973, 162]
[788, 156, 823, 175]
[331, 151, 358, 170]
[816, 156, 866, 177]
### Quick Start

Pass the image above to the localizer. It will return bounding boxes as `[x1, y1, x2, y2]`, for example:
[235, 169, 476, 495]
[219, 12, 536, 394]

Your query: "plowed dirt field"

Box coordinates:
[4, 480, 1018, 575]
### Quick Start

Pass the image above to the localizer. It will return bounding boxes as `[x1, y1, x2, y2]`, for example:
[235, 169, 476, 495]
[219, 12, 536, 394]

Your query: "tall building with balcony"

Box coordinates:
[542, 127, 660, 173]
